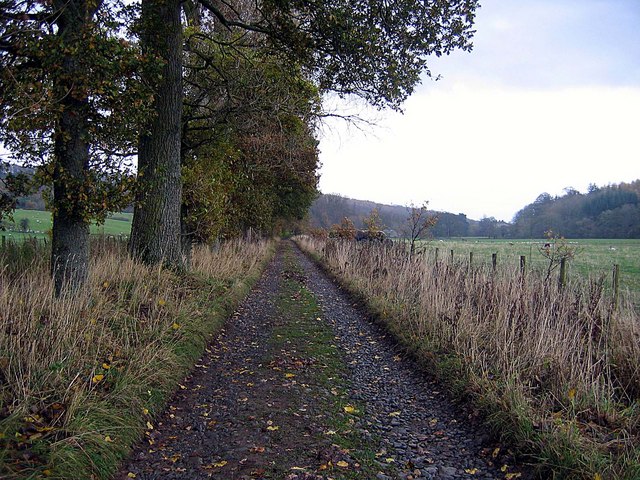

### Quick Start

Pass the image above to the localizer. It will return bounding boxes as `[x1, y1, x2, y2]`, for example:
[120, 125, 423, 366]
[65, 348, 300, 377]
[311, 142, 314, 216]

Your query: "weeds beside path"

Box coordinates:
[118, 241, 522, 480]
[295, 236, 640, 479]
[0, 239, 272, 479]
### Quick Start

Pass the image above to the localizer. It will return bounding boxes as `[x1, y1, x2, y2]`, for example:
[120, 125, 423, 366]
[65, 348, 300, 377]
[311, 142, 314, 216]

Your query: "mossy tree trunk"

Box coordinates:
[50, 0, 96, 296]
[129, 0, 183, 269]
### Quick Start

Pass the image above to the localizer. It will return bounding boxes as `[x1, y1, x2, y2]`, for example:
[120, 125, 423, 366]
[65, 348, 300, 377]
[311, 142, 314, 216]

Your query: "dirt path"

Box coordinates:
[117, 242, 526, 480]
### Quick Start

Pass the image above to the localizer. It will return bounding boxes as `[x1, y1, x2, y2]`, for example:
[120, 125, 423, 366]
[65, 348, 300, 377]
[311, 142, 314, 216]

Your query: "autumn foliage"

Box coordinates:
[329, 217, 357, 240]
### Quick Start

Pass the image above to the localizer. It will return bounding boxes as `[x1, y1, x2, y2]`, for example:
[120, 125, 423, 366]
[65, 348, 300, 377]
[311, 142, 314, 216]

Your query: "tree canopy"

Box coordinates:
[1, 0, 481, 292]
[196, 0, 478, 109]
[1, 0, 154, 293]
[178, 22, 321, 252]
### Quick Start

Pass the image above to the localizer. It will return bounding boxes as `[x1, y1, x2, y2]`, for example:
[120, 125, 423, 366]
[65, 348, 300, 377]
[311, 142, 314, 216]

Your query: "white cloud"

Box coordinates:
[318, 85, 640, 221]
[318, 0, 640, 222]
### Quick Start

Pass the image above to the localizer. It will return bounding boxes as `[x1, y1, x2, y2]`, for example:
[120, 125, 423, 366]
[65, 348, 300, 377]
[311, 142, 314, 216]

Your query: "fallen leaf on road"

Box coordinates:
[465, 468, 478, 474]
[337, 460, 349, 468]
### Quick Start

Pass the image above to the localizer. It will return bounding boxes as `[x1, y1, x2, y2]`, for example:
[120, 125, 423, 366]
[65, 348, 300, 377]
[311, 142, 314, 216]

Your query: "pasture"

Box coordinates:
[420, 237, 640, 306]
[1, 209, 132, 240]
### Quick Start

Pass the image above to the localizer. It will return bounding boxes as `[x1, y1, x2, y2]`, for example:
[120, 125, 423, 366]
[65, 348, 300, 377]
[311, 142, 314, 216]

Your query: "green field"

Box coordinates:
[1, 209, 132, 239]
[2, 211, 638, 305]
[420, 237, 639, 306]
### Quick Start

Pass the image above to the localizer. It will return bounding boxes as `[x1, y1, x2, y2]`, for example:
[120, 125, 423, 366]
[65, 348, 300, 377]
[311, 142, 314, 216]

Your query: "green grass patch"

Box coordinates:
[1, 209, 132, 240]
[422, 237, 640, 305]
[267, 246, 386, 479]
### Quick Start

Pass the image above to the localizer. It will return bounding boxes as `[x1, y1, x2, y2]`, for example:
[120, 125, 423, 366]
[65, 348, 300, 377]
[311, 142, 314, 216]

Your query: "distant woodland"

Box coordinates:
[309, 180, 640, 239]
[4, 162, 639, 239]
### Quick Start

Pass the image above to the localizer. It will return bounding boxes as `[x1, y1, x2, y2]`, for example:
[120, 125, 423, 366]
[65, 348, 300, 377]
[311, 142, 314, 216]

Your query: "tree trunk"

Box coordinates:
[180, 202, 194, 269]
[129, 0, 183, 269]
[50, 0, 94, 296]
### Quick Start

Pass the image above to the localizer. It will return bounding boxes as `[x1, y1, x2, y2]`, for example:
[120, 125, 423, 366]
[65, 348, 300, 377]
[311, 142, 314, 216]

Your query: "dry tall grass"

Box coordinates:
[0, 237, 272, 479]
[296, 236, 640, 478]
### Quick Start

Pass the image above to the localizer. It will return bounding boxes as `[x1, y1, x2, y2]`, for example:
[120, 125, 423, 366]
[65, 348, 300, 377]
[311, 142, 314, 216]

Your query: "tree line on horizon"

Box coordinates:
[308, 180, 640, 239]
[1, 0, 479, 295]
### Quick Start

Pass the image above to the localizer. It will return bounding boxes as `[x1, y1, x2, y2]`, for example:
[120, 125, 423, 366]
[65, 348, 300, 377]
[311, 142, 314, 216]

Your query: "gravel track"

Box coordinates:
[291, 245, 527, 480]
[116, 242, 527, 480]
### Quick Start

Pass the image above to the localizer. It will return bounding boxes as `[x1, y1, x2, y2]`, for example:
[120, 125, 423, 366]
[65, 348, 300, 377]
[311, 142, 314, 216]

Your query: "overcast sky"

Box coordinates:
[318, 0, 640, 222]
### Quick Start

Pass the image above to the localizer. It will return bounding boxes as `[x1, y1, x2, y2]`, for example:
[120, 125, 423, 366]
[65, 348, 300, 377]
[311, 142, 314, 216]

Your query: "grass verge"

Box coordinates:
[0, 238, 274, 479]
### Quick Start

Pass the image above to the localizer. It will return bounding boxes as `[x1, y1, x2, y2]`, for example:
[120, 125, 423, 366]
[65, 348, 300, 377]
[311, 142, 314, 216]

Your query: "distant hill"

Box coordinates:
[511, 181, 640, 238]
[0, 162, 133, 213]
[0, 162, 45, 210]
[311, 180, 640, 239]
[0, 163, 33, 177]
[308, 194, 475, 238]
[4, 160, 639, 239]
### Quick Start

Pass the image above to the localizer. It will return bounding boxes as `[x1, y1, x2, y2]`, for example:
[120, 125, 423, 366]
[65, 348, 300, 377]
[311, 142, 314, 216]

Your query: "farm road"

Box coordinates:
[116, 242, 525, 480]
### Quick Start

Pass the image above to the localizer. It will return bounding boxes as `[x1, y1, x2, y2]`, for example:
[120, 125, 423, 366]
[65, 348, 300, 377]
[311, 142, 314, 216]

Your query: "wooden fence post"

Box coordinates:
[612, 264, 620, 310]
[520, 255, 526, 276]
[435, 247, 439, 264]
[469, 251, 473, 267]
[450, 249, 454, 264]
[558, 257, 567, 289]
[492, 253, 497, 272]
